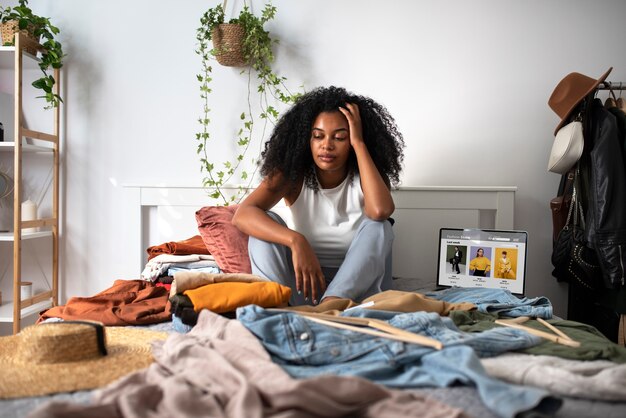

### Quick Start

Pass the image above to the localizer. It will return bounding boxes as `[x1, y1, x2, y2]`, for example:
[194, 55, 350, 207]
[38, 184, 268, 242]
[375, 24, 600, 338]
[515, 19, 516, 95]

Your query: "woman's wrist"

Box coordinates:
[351, 140, 367, 153]
[287, 231, 306, 250]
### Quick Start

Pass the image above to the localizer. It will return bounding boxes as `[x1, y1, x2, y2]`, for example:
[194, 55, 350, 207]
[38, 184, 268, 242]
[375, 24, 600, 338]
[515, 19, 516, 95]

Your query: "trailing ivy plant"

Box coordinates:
[196, 2, 301, 205]
[0, 0, 64, 108]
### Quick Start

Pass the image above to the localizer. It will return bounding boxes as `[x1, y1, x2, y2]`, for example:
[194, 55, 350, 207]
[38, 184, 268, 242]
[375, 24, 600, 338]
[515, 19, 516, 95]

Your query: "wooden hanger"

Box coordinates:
[536, 317, 574, 341]
[605, 87, 617, 109]
[617, 83, 626, 113]
[495, 317, 580, 348]
[270, 309, 443, 350]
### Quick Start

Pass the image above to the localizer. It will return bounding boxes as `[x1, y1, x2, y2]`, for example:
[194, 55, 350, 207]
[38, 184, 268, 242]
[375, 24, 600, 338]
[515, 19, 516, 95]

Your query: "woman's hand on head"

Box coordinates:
[339, 103, 365, 148]
[290, 235, 326, 304]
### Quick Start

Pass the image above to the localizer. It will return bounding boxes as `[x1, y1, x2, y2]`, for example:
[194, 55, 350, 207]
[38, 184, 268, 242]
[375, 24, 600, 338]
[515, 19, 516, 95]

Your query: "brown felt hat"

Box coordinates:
[548, 67, 612, 135]
[0, 321, 167, 399]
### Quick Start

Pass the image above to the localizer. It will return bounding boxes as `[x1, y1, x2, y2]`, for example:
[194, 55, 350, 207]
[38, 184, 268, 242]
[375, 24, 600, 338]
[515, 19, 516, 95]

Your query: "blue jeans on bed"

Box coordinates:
[171, 314, 193, 333]
[237, 305, 561, 418]
[425, 287, 553, 319]
[248, 211, 394, 305]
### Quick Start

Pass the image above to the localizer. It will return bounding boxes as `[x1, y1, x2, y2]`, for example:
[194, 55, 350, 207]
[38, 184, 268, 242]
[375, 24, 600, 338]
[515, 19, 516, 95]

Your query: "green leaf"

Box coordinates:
[32, 78, 47, 89]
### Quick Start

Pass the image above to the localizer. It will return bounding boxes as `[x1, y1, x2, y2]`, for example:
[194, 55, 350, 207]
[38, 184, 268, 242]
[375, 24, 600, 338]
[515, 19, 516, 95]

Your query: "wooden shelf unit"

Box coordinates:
[0, 34, 60, 334]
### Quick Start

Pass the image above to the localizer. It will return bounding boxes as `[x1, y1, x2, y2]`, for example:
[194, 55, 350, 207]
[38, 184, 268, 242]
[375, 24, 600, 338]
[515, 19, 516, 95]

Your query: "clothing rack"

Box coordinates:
[598, 81, 626, 90]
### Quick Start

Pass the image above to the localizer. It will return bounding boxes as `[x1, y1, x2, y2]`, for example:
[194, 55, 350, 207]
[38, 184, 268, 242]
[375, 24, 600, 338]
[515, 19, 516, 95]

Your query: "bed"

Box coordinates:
[2, 184, 626, 418]
[123, 184, 517, 291]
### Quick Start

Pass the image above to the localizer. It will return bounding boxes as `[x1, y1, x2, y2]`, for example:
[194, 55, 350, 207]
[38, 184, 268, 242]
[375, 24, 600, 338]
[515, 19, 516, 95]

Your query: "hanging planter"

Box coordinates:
[195, 1, 302, 205]
[211, 23, 246, 67]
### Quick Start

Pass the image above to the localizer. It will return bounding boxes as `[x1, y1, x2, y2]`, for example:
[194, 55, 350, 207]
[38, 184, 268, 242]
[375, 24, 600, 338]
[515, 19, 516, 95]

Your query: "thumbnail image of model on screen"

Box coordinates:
[469, 247, 491, 277]
[495, 249, 517, 279]
[445, 245, 466, 274]
[451, 246, 462, 274]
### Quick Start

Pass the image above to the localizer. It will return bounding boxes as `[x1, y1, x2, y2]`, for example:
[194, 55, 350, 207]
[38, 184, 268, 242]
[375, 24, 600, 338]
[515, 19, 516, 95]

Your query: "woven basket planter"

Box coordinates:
[0, 20, 38, 55]
[211, 23, 247, 67]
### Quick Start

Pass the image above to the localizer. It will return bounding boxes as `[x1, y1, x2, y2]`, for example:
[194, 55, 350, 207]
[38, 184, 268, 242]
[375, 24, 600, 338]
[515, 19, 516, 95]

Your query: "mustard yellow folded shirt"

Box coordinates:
[184, 281, 292, 313]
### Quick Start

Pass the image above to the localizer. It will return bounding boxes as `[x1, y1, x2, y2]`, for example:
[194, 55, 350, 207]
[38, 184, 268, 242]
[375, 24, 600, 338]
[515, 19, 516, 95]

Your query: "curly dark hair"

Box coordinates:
[259, 86, 405, 190]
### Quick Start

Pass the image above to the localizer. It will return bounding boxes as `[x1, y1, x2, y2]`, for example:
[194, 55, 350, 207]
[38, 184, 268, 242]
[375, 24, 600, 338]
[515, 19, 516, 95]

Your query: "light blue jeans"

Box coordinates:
[171, 314, 193, 333]
[248, 212, 394, 305]
[425, 287, 553, 319]
[237, 305, 561, 418]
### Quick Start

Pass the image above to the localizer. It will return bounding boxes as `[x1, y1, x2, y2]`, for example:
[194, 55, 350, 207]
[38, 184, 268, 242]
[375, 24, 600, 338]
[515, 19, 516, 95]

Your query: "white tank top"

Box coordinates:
[284, 174, 364, 268]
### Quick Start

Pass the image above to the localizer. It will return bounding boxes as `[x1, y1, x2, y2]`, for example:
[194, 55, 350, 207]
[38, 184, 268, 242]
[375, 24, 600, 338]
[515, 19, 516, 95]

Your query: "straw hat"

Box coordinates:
[548, 67, 612, 135]
[0, 321, 167, 399]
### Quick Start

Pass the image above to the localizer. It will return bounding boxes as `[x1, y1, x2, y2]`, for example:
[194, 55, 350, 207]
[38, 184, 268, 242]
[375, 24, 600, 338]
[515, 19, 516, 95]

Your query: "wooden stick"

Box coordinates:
[303, 312, 443, 350]
[270, 309, 443, 350]
[303, 316, 443, 350]
[537, 317, 574, 341]
[495, 320, 580, 348]
[506, 316, 530, 324]
[366, 318, 443, 349]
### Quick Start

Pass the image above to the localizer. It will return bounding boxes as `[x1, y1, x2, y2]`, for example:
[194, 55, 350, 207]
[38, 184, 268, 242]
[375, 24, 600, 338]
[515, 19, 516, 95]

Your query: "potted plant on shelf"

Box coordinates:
[196, 1, 301, 205]
[0, 0, 64, 109]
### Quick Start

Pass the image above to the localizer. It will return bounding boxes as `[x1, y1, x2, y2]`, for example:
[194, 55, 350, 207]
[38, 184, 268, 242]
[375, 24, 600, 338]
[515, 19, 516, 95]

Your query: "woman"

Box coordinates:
[469, 248, 491, 277]
[232, 86, 405, 306]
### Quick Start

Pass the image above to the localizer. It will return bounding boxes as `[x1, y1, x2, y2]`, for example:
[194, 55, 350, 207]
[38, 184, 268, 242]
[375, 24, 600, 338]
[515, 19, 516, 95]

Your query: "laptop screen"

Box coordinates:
[436, 228, 528, 295]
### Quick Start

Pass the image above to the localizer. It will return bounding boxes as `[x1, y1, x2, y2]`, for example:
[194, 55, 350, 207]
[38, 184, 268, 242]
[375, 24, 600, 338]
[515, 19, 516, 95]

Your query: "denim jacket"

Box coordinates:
[238, 305, 561, 418]
[425, 287, 553, 318]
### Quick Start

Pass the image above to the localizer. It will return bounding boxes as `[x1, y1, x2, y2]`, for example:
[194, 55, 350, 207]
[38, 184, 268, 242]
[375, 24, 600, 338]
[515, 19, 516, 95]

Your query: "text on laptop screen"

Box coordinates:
[437, 228, 528, 295]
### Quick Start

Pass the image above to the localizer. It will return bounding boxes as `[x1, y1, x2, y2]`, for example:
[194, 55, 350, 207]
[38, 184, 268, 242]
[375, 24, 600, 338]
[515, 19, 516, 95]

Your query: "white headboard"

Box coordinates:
[123, 185, 516, 291]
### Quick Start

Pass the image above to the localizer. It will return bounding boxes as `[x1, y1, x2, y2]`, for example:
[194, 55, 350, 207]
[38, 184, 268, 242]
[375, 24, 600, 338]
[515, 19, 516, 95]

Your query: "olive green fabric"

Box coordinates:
[449, 310, 626, 363]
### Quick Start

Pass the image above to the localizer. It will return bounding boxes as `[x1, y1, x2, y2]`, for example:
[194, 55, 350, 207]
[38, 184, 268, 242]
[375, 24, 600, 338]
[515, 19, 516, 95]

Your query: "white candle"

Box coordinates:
[20, 281, 32, 300]
[21, 199, 38, 233]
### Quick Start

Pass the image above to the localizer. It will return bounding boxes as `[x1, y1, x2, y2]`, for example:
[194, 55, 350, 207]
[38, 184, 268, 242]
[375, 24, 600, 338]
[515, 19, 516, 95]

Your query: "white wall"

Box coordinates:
[14, 0, 626, 318]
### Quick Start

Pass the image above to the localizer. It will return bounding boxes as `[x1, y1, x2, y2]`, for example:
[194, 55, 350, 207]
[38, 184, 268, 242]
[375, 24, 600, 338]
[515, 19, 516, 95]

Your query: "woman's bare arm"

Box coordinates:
[339, 103, 395, 220]
[232, 174, 296, 246]
[232, 174, 326, 303]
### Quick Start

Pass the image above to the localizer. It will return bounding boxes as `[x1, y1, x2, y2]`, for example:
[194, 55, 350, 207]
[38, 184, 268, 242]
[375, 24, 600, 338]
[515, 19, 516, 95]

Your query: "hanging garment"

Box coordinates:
[606, 106, 626, 165]
[580, 98, 626, 288]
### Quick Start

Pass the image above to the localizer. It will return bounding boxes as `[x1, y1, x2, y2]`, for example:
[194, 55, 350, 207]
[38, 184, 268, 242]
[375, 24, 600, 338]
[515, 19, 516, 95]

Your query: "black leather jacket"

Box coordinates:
[580, 98, 626, 288]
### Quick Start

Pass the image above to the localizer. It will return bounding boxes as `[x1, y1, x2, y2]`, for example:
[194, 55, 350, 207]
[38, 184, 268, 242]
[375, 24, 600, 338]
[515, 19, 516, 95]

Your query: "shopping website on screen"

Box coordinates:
[437, 228, 527, 295]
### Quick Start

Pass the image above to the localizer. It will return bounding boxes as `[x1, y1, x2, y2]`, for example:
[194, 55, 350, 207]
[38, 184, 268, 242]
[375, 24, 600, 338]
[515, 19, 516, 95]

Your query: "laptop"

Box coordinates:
[436, 228, 528, 296]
